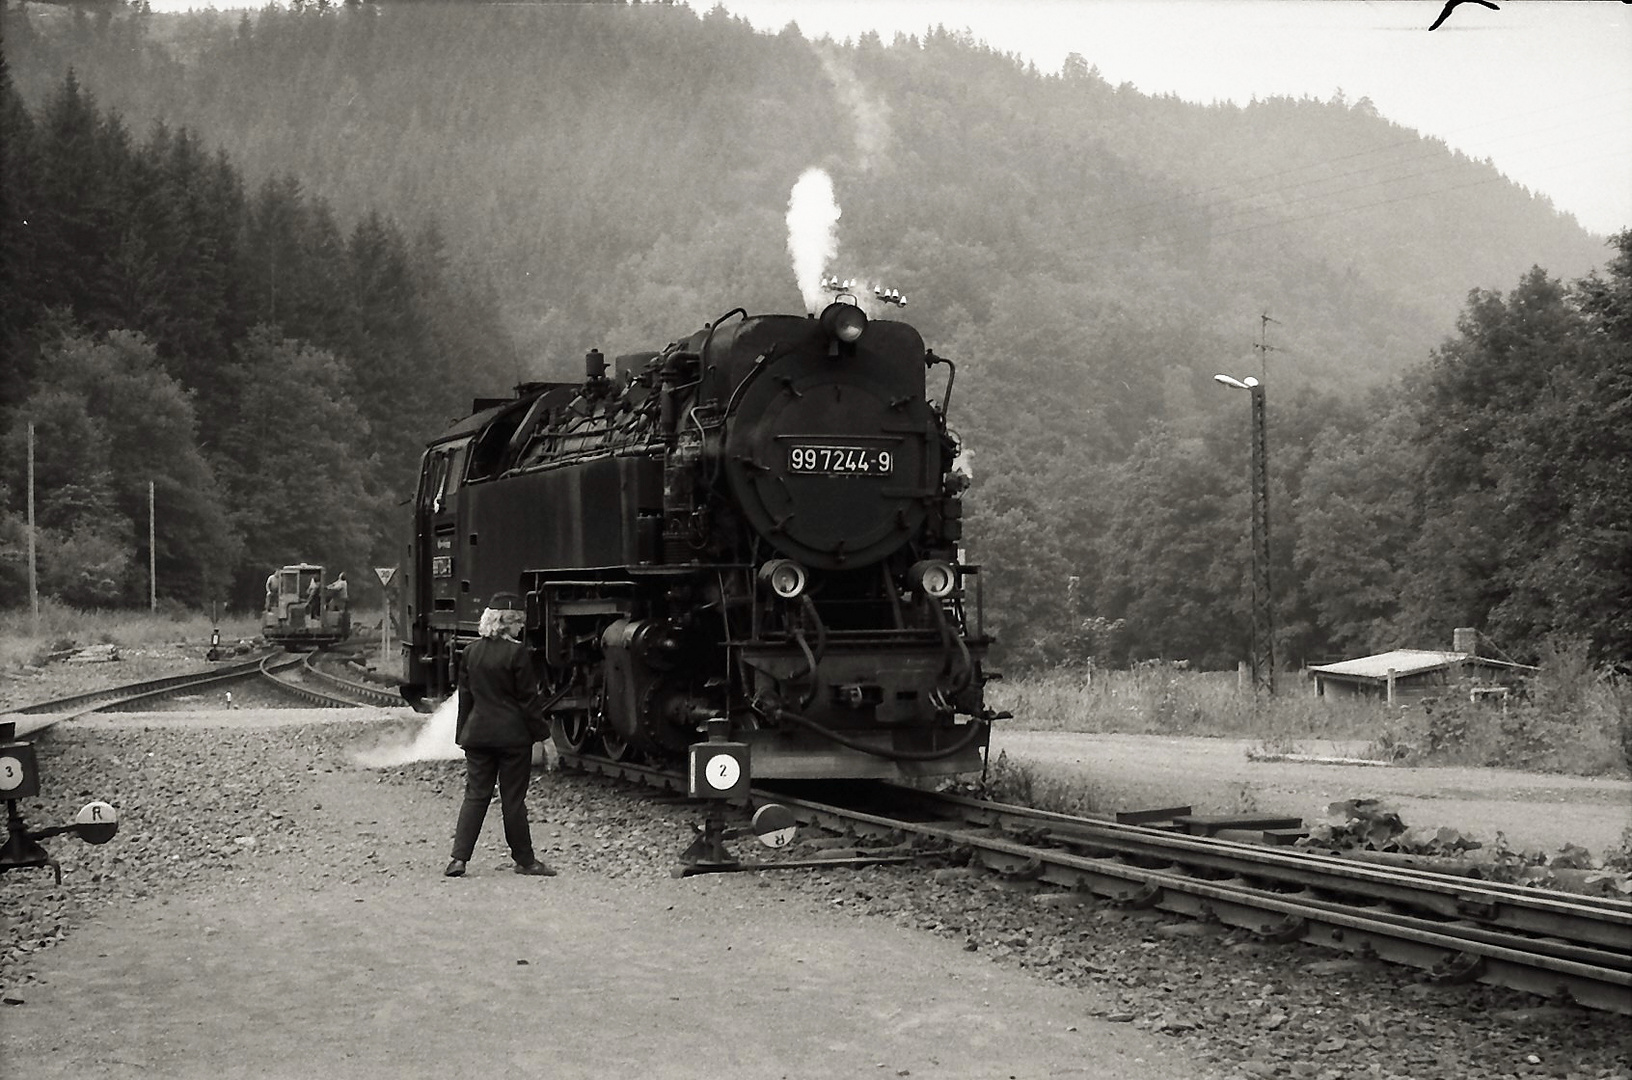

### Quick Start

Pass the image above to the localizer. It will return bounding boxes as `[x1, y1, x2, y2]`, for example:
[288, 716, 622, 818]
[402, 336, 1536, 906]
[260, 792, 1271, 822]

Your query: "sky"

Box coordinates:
[717, 0, 1632, 236]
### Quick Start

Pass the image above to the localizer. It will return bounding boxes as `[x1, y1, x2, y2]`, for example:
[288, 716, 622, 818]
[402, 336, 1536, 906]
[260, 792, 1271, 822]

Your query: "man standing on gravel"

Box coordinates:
[445, 592, 556, 879]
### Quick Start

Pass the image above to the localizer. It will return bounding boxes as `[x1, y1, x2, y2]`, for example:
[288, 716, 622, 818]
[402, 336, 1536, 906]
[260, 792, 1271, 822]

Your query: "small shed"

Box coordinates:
[1308, 632, 1535, 706]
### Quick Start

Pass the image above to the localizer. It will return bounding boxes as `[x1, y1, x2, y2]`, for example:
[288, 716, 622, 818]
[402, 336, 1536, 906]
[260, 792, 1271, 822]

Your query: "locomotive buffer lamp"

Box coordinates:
[1, 741, 120, 883]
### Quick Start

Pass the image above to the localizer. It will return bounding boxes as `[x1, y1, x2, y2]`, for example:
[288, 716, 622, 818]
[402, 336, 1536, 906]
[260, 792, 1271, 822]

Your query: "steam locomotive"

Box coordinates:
[401, 301, 998, 780]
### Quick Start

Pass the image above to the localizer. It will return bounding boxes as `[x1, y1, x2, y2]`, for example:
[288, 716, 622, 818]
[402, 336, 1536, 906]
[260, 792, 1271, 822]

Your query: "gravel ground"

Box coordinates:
[4, 707, 1629, 1080]
[0, 644, 224, 713]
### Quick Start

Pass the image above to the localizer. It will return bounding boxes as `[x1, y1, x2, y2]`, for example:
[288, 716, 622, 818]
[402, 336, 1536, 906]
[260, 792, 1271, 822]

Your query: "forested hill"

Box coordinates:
[0, 31, 522, 612]
[3, 2, 1625, 668]
[4, 1, 1606, 389]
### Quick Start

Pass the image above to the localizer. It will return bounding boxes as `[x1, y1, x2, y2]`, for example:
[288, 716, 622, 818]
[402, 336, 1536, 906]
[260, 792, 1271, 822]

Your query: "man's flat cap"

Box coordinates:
[486, 592, 523, 611]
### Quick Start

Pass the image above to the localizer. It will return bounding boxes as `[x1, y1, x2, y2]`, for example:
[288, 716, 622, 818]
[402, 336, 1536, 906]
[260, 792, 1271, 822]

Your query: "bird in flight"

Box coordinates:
[1429, 0, 1500, 31]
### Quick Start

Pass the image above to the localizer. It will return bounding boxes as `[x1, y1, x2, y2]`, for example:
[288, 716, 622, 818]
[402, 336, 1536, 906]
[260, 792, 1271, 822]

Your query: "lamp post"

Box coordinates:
[1214, 374, 1274, 695]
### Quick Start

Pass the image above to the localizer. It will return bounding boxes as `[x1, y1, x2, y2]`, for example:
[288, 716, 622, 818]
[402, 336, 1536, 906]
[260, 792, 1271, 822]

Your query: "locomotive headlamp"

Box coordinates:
[758, 558, 809, 599]
[908, 559, 957, 599]
[819, 301, 868, 344]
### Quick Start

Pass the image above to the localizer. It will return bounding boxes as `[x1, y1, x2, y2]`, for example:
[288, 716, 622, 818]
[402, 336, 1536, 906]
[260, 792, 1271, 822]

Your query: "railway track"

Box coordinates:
[9, 668, 1626, 1013]
[3, 651, 404, 739]
[562, 751, 1632, 1015]
[264, 652, 406, 709]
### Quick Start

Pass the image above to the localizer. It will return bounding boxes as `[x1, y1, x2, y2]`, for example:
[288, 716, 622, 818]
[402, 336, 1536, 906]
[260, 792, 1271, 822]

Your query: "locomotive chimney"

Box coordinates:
[585, 348, 608, 382]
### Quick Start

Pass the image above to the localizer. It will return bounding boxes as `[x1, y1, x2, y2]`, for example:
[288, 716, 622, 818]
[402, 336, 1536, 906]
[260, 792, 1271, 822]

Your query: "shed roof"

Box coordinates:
[1309, 649, 1535, 682]
[1309, 650, 1466, 680]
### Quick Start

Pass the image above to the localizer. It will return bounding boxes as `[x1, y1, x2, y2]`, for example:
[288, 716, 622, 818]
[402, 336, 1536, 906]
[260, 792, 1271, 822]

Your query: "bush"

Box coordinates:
[995, 655, 1629, 778]
[1364, 667, 1629, 777]
[39, 525, 132, 607]
[991, 662, 1380, 742]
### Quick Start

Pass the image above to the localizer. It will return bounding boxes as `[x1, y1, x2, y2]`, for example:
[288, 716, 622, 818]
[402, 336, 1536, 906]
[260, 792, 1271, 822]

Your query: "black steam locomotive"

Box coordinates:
[402, 301, 997, 780]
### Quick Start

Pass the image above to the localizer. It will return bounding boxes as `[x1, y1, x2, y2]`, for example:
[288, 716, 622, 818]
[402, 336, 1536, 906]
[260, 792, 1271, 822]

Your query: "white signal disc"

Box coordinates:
[76, 801, 118, 826]
[74, 800, 119, 844]
[0, 755, 23, 791]
[705, 754, 741, 791]
[752, 803, 798, 848]
[758, 825, 796, 848]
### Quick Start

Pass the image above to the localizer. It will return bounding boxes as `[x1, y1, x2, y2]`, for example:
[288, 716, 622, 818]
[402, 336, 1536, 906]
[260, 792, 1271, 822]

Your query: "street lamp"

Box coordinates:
[1214, 373, 1274, 695]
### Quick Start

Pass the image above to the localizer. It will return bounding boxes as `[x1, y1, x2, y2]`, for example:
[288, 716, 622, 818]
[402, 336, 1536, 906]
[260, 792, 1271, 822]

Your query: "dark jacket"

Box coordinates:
[455, 637, 545, 748]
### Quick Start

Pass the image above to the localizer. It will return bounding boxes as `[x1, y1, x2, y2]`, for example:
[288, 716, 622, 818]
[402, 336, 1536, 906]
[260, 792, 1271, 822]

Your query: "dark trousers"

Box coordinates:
[451, 746, 535, 864]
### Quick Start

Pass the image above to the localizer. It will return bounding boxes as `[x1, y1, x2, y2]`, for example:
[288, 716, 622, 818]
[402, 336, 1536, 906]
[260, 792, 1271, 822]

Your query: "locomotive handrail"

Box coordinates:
[796, 595, 828, 675]
[929, 601, 976, 693]
[925, 349, 956, 414]
[701, 307, 747, 359]
[722, 356, 770, 420]
[790, 631, 820, 709]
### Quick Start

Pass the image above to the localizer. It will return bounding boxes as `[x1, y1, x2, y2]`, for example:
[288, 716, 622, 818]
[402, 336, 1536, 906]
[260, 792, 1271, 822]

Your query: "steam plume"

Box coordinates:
[354, 695, 461, 767]
[787, 168, 841, 314]
[817, 48, 890, 173]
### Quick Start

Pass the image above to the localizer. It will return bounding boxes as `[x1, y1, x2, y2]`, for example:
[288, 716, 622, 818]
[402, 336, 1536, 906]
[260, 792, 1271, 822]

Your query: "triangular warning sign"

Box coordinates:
[375, 566, 398, 587]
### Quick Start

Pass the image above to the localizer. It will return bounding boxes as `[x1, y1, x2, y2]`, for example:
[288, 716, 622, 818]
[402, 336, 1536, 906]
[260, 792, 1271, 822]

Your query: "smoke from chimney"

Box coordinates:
[786, 168, 841, 314]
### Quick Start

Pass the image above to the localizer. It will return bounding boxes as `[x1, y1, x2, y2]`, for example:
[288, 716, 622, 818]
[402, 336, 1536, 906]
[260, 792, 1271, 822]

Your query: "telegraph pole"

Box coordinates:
[1215, 358, 1276, 696]
[1247, 379, 1274, 695]
[1246, 312, 1279, 694]
[149, 480, 156, 611]
[27, 422, 38, 636]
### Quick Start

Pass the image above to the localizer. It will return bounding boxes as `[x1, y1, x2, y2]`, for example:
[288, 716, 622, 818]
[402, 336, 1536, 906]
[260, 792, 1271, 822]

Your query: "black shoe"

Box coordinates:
[444, 859, 466, 877]
[514, 860, 557, 877]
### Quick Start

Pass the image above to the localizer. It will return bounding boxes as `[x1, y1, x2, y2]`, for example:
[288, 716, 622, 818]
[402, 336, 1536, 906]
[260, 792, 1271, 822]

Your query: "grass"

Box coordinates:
[967, 748, 1265, 822]
[6, 601, 1626, 777]
[0, 598, 264, 671]
[991, 657, 1632, 778]
[991, 664, 1383, 743]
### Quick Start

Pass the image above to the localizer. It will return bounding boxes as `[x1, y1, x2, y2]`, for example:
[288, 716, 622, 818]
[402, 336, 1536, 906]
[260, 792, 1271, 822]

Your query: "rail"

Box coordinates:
[4, 655, 302, 738]
[3, 651, 402, 738]
[560, 751, 1632, 1015]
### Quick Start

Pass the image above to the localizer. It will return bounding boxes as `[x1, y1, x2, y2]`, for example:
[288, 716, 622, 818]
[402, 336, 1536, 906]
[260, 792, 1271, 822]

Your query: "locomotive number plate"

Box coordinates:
[787, 446, 894, 476]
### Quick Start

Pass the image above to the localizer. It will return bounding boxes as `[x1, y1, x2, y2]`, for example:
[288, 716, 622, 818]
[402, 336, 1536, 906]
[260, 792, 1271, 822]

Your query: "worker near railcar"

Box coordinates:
[444, 593, 555, 878]
[324, 572, 350, 633]
[264, 572, 278, 614]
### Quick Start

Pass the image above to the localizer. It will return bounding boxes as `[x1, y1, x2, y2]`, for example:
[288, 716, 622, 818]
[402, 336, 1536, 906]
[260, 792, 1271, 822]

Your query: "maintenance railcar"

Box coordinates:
[263, 563, 348, 651]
